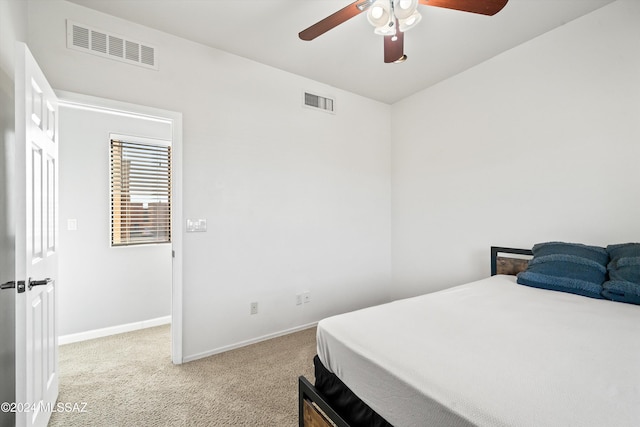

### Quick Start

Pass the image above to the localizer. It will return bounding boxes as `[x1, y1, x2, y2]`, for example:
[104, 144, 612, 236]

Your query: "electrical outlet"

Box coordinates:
[250, 302, 258, 315]
[303, 291, 311, 304]
[296, 294, 303, 306]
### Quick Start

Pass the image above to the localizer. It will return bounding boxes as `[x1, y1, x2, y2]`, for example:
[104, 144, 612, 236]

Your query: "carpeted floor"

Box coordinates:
[49, 325, 317, 426]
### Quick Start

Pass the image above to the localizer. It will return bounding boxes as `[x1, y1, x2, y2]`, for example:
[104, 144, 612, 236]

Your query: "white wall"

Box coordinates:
[391, 0, 640, 299]
[57, 103, 173, 336]
[0, 0, 27, 80]
[27, 1, 392, 360]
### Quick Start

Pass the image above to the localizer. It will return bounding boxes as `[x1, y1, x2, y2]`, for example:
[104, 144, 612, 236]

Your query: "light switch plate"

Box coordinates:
[186, 219, 207, 232]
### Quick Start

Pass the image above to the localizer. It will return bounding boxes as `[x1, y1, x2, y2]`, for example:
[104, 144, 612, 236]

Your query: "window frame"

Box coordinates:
[109, 134, 172, 247]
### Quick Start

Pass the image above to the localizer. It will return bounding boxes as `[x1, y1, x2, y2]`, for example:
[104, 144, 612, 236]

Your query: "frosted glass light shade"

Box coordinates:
[374, 23, 396, 36]
[398, 11, 422, 32]
[367, 0, 391, 27]
[393, 0, 419, 20]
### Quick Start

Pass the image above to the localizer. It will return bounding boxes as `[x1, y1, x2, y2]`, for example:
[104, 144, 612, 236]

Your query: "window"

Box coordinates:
[110, 138, 171, 246]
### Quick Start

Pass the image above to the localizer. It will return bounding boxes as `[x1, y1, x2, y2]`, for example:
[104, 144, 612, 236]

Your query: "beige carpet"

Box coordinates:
[49, 325, 317, 426]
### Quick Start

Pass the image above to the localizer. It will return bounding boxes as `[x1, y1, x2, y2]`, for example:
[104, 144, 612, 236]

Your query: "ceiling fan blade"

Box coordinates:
[419, 0, 508, 16]
[384, 30, 406, 64]
[299, 0, 372, 41]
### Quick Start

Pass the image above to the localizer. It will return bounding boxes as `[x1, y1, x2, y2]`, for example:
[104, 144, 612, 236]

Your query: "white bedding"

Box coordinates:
[317, 275, 640, 427]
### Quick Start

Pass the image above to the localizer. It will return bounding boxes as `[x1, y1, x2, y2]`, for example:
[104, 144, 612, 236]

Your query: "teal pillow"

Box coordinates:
[607, 243, 640, 261]
[602, 280, 640, 305]
[517, 242, 608, 299]
[608, 256, 640, 283]
[532, 241, 608, 265]
[603, 243, 640, 304]
[517, 254, 606, 299]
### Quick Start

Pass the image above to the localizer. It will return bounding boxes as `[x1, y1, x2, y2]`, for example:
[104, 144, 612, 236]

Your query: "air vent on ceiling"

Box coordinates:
[66, 20, 157, 70]
[303, 92, 335, 114]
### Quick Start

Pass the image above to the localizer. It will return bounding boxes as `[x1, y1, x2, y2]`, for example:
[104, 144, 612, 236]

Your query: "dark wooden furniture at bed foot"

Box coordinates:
[303, 398, 334, 427]
[299, 376, 348, 427]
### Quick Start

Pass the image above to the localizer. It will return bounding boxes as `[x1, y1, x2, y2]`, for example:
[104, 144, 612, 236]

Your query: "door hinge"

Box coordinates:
[172, 250, 175, 258]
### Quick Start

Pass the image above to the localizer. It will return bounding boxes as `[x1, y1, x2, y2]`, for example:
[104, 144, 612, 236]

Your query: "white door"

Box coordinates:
[14, 42, 59, 427]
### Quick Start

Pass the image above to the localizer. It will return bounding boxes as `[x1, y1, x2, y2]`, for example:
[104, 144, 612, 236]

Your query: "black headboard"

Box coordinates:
[490, 246, 533, 276]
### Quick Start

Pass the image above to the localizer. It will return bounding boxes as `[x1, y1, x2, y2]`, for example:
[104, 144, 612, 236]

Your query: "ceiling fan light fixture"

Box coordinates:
[393, 54, 407, 63]
[371, 5, 384, 19]
[398, 11, 421, 32]
[299, 0, 511, 64]
[367, 1, 391, 27]
[392, 0, 418, 20]
[374, 21, 396, 36]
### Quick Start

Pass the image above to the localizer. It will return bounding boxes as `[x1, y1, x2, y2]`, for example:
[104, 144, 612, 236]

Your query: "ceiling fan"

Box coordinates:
[299, 0, 509, 63]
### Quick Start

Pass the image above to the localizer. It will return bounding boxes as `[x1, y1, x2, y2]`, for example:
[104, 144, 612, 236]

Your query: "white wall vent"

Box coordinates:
[66, 20, 158, 70]
[303, 92, 335, 114]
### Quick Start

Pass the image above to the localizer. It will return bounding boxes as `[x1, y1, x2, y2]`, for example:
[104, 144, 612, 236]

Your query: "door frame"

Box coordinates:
[56, 91, 184, 364]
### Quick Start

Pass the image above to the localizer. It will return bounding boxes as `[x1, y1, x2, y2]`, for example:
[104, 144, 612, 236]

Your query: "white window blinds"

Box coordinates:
[110, 139, 171, 246]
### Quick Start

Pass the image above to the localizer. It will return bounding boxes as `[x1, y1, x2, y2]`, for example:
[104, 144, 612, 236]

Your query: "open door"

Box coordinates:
[14, 42, 59, 427]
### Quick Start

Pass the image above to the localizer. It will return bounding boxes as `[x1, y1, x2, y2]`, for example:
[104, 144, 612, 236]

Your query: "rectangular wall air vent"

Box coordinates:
[66, 20, 158, 70]
[303, 92, 335, 114]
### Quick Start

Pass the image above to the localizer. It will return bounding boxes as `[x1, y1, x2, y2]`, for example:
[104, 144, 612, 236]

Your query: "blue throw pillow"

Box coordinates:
[518, 271, 605, 299]
[608, 256, 640, 283]
[602, 280, 640, 305]
[517, 242, 609, 299]
[602, 243, 640, 305]
[606, 243, 640, 284]
[517, 254, 606, 299]
[532, 242, 609, 265]
[607, 243, 640, 261]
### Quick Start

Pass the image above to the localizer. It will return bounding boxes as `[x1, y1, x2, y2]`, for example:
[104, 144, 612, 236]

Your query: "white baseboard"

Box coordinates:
[59, 315, 171, 345]
[183, 321, 318, 363]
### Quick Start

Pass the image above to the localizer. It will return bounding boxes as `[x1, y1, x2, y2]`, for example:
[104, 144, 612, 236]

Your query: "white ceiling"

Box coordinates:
[66, 0, 616, 104]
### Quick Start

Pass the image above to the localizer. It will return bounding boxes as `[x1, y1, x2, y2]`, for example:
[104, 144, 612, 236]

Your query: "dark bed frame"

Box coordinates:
[299, 375, 350, 427]
[490, 246, 533, 276]
[298, 246, 533, 427]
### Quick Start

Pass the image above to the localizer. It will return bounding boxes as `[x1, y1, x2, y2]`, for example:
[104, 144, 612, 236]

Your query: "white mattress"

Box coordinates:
[317, 275, 640, 427]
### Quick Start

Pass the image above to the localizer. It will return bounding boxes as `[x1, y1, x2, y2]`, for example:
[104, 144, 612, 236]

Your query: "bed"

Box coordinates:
[298, 246, 640, 427]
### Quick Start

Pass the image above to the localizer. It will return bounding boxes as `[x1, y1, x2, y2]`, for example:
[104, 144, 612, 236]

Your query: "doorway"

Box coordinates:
[56, 92, 183, 363]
